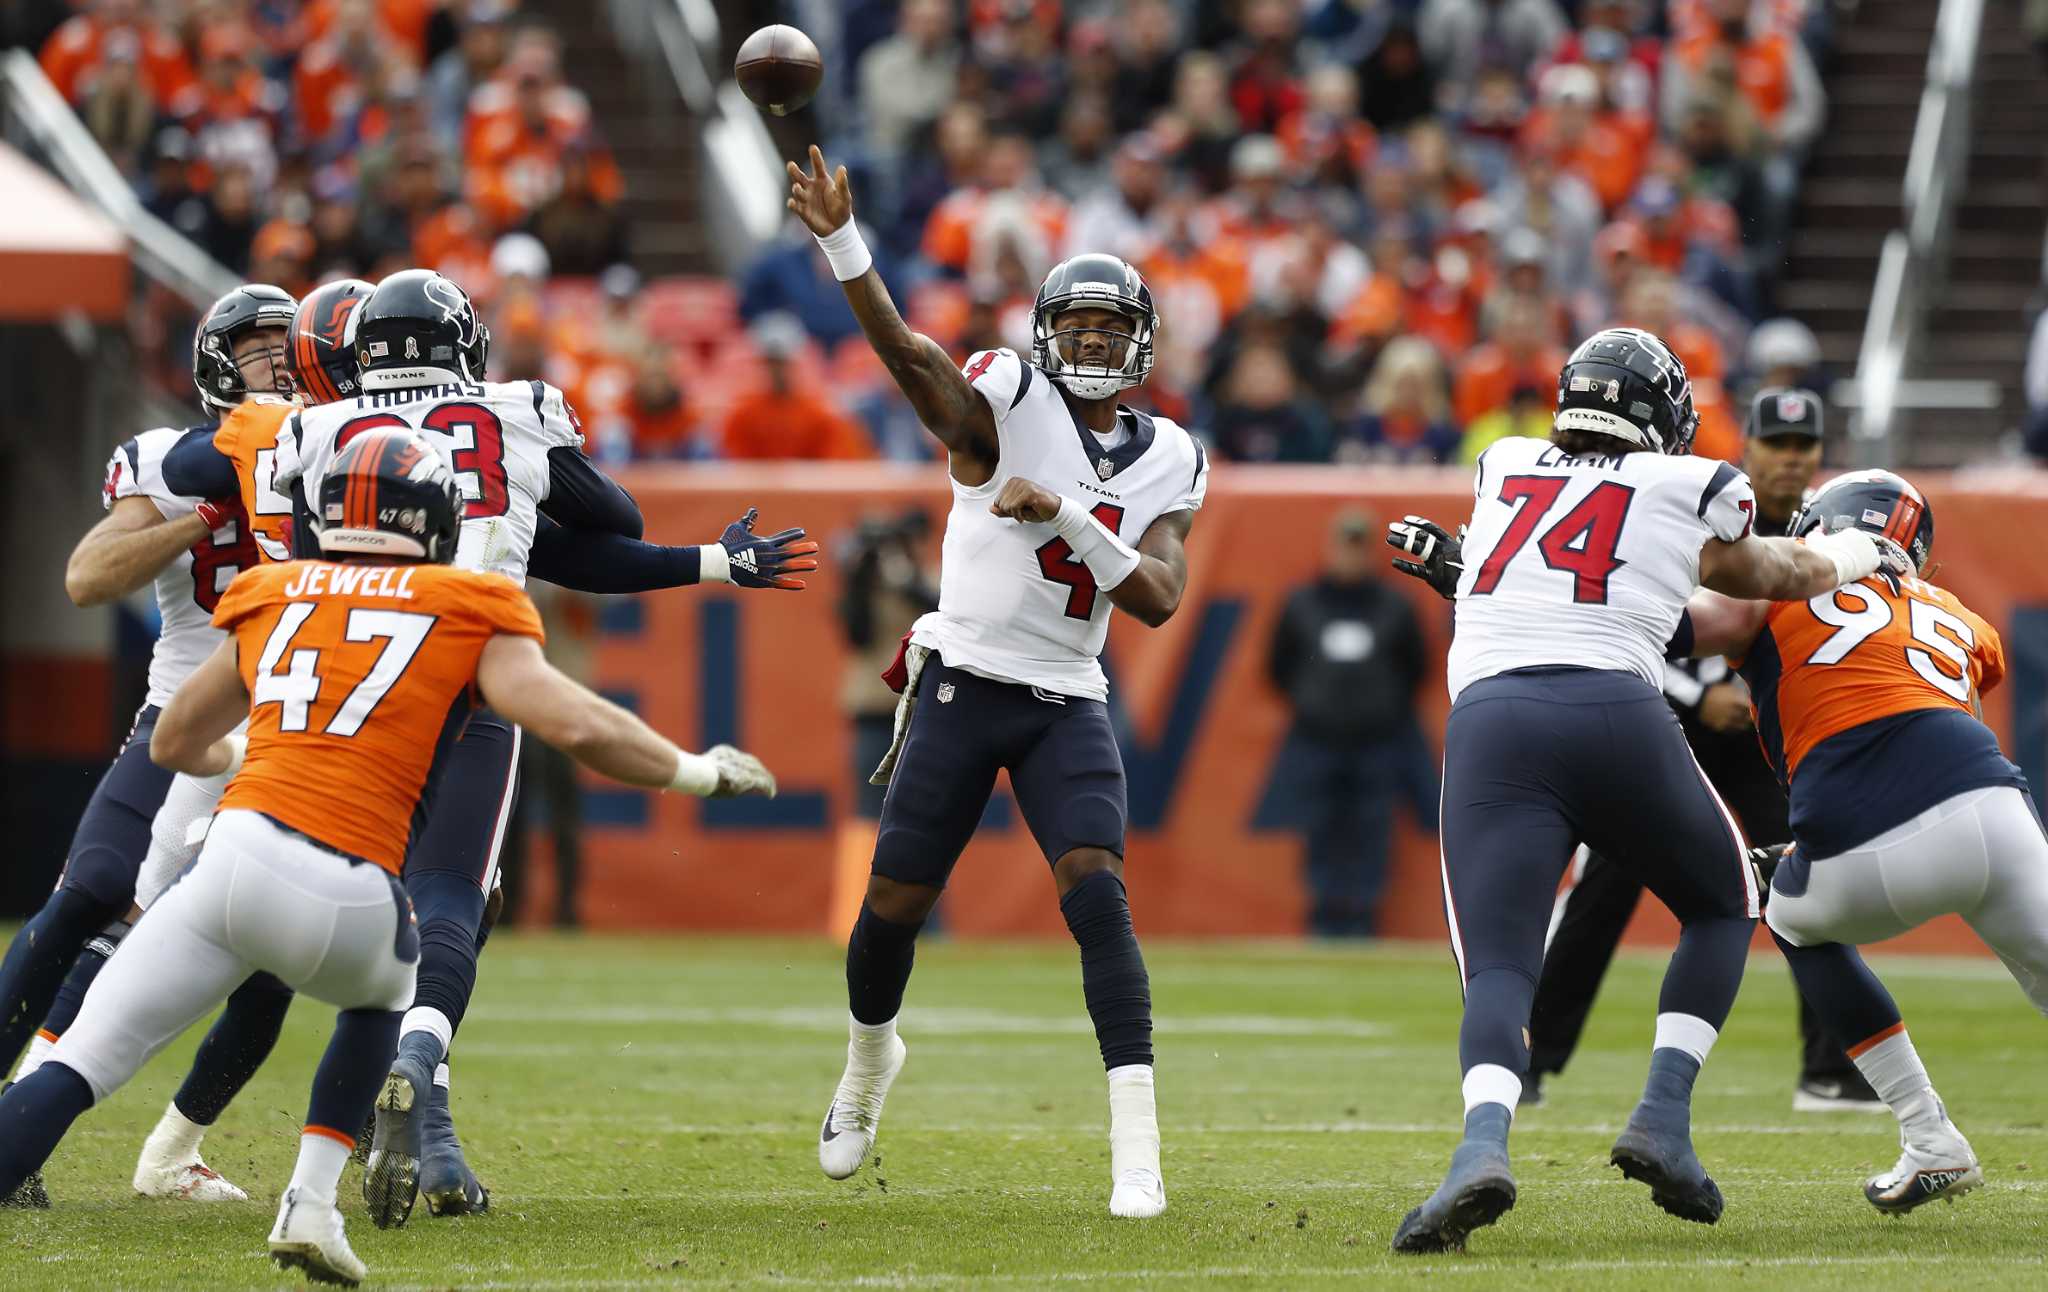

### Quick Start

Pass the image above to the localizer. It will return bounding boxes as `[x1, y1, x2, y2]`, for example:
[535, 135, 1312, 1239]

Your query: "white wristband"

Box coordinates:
[1049, 495, 1142, 591]
[217, 733, 247, 780]
[698, 542, 731, 584]
[667, 747, 719, 796]
[813, 218, 873, 282]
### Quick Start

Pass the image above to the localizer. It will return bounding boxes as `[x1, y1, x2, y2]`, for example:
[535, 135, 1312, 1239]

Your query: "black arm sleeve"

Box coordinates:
[540, 446, 644, 540]
[527, 512, 703, 592]
[161, 433, 240, 499]
[1664, 610, 1696, 661]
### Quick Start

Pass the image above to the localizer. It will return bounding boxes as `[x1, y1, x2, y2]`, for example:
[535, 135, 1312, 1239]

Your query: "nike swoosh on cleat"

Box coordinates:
[820, 1103, 842, 1142]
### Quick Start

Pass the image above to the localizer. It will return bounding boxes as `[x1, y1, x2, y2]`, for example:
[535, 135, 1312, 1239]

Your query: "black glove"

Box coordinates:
[718, 507, 821, 590]
[1747, 842, 1793, 897]
[1386, 515, 1465, 600]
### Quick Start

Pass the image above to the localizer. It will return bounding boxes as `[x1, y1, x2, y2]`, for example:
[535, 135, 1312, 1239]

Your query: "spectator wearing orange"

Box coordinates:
[1454, 296, 1566, 426]
[249, 219, 316, 298]
[1275, 64, 1376, 192]
[1401, 235, 1487, 359]
[301, 0, 436, 63]
[467, 36, 622, 229]
[1201, 135, 1299, 266]
[76, 29, 158, 171]
[920, 134, 1067, 276]
[428, 1, 513, 152]
[294, 0, 397, 146]
[1329, 220, 1416, 354]
[718, 316, 875, 462]
[174, 23, 287, 191]
[39, 0, 194, 109]
[1617, 270, 1741, 462]
[1664, 0, 1824, 156]
[1520, 63, 1642, 212]
[620, 344, 696, 461]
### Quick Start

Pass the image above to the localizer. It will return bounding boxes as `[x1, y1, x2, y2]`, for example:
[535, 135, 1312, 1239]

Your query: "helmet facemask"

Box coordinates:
[1033, 302, 1155, 400]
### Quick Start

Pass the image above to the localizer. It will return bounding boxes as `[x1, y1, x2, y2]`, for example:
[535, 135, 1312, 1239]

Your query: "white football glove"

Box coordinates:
[705, 744, 778, 799]
[1806, 527, 1912, 587]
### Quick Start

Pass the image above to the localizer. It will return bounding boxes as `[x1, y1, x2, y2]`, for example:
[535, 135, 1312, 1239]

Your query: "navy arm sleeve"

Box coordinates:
[541, 446, 644, 540]
[160, 432, 240, 499]
[290, 478, 322, 559]
[1664, 610, 1695, 661]
[527, 512, 703, 592]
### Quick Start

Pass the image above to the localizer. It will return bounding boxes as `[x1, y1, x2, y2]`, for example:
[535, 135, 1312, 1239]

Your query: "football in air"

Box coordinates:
[735, 25, 823, 116]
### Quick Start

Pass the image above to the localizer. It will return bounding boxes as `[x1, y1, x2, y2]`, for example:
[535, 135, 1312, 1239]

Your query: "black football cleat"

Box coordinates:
[1, 1168, 49, 1209]
[419, 1079, 489, 1217]
[1610, 1113, 1724, 1224]
[363, 1047, 433, 1229]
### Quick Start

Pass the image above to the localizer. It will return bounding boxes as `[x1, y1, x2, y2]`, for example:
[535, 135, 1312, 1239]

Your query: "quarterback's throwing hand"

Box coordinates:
[719, 507, 820, 590]
[706, 744, 778, 799]
[1386, 515, 1466, 601]
[990, 478, 1063, 525]
[786, 145, 853, 237]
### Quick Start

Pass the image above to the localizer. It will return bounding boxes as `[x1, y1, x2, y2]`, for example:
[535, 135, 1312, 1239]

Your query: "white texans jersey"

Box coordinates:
[910, 348, 1208, 700]
[104, 427, 259, 709]
[1447, 436, 1756, 700]
[276, 378, 582, 585]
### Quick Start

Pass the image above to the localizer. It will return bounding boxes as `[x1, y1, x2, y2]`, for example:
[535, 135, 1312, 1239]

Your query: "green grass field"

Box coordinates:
[2, 935, 2043, 1289]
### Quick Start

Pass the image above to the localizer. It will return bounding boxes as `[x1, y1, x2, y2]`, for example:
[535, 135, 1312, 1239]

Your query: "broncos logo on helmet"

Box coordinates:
[287, 278, 373, 406]
[1792, 469, 1935, 575]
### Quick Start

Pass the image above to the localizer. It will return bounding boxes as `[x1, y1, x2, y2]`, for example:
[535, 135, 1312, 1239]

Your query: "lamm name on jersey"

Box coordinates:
[909, 348, 1207, 702]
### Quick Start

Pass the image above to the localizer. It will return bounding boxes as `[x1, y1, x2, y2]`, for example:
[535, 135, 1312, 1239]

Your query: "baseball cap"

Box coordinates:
[1748, 386, 1824, 440]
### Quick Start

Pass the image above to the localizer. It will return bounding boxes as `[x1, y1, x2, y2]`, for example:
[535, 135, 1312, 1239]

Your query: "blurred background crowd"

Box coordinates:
[8, 0, 1846, 467]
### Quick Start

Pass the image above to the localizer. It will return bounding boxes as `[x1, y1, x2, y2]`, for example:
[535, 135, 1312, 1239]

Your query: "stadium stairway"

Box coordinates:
[526, 0, 714, 274]
[1780, 0, 2048, 463]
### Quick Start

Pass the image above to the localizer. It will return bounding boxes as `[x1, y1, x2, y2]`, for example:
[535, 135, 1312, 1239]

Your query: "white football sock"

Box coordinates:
[849, 1013, 898, 1064]
[145, 1101, 207, 1159]
[400, 1007, 454, 1063]
[434, 1062, 451, 1091]
[1462, 1063, 1522, 1117]
[1107, 1064, 1161, 1177]
[1850, 1026, 1942, 1136]
[13, 1031, 56, 1082]
[289, 1129, 352, 1200]
[1653, 1012, 1720, 1065]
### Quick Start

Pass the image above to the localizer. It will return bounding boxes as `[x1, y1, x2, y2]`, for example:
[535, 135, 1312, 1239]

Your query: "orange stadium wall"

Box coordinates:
[561, 464, 2048, 957]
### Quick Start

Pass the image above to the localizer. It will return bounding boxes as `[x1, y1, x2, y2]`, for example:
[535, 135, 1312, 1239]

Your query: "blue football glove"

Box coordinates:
[717, 507, 820, 590]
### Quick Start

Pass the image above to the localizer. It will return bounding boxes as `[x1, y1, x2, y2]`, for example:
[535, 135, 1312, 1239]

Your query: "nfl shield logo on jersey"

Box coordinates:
[937, 682, 956, 704]
[1096, 458, 1114, 481]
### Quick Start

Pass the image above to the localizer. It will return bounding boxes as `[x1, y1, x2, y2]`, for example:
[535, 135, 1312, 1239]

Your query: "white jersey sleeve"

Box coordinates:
[1697, 460, 1757, 542]
[963, 348, 1030, 428]
[106, 430, 197, 521]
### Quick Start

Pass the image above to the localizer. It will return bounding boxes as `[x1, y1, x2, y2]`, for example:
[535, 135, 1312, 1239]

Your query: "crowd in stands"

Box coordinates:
[12, 0, 1841, 466]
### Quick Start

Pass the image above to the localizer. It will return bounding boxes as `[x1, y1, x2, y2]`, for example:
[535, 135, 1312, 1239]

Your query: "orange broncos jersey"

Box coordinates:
[212, 396, 297, 562]
[1736, 575, 2006, 782]
[213, 560, 544, 872]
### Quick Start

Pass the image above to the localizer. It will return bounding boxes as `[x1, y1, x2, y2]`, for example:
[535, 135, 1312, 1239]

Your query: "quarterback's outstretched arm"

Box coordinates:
[786, 146, 998, 481]
[1698, 529, 1906, 602]
[67, 496, 212, 607]
[477, 634, 776, 796]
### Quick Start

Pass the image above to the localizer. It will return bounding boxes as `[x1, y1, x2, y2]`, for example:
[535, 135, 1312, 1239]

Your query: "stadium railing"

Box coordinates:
[604, 0, 784, 269]
[1841, 0, 1996, 463]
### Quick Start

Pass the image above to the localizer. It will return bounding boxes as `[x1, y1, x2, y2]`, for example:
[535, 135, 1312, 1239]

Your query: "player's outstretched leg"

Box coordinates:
[418, 1062, 489, 1215]
[820, 891, 925, 1179]
[272, 1008, 401, 1288]
[1768, 931, 1981, 1211]
[1, 926, 123, 1209]
[1393, 988, 1526, 1253]
[134, 971, 294, 1202]
[1056, 856, 1164, 1218]
[364, 1026, 440, 1228]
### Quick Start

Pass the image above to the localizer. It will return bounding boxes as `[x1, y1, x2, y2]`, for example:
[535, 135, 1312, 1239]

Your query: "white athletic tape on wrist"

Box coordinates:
[698, 542, 730, 584]
[1810, 528, 1879, 586]
[668, 747, 719, 796]
[1050, 495, 1142, 591]
[814, 219, 873, 282]
[219, 733, 247, 779]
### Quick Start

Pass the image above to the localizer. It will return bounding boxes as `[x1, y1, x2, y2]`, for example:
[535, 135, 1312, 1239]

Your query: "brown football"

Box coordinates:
[734, 25, 822, 117]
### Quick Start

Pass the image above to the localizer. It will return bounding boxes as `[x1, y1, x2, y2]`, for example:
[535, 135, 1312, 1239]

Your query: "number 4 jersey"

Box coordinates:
[910, 348, 1208, 701]
[1448, 435, 1755, 700]
[276, 378, 583, 585]
[213, 559, 544, 872]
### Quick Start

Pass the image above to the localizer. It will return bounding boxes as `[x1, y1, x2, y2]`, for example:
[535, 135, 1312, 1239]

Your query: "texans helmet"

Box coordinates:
[1554, 327, 1699, 455]
[315, 427, 462, 563]
[193, 283, 298, 413]
[1791, 469, 1934, 575]
[286, 278, 373, 405]
[1031, 253, 1158, 399]
[352, 269, 490, 389]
